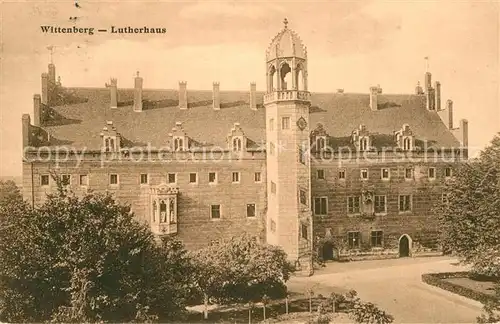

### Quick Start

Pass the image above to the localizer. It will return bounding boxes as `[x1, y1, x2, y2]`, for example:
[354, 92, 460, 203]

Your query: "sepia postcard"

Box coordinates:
[0, 1, 499, 323]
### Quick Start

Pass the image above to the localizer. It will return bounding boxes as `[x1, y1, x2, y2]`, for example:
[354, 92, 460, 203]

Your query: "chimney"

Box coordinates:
[426, 88, 435, 111]
[22, 114, 31, 148]
[110, 78, 118, 109]
[48, 63, 56, 85]
[424, 72, 432, 90]
[213, 82, 220, 110]
[460, 119, 468, 147]
[447, 100, 453, 129]
[369, 86, 378, 111]
[41, 73, 49, 106]
[133, 71, 143, 112]
[435, 81, 441, 110]
[415, 81, 424, 95]
[249, 82, 257, 110]
[179, 81, 187, 109]
[33, 94, 41, 126]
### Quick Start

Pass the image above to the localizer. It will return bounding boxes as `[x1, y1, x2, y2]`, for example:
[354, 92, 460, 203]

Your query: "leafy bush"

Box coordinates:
[0, 190, 193, 323]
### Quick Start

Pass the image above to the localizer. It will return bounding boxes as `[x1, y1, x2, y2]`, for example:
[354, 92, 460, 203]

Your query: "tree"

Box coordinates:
[436, 133, 500, 322]
[191, 234, 294, 310]
[0, 180, 22, 208]
[436, 133, 500, 277]
[0, 189, 193, 323]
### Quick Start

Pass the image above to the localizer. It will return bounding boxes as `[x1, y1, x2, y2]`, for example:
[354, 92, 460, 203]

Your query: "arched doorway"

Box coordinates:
[399, 235, 410, 257]
[322, 242, 334, 261]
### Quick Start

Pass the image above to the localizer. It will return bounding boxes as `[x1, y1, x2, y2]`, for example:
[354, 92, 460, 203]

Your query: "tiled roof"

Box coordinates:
[39, 87, 460, 150]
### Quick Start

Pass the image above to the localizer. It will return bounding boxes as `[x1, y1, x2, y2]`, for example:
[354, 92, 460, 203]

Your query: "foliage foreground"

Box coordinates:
[435, 133, 500, 322]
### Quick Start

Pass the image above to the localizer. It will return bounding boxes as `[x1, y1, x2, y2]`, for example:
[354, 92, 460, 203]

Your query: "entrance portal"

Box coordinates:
[399, 235, 410, 257]
[321, 242, 334, 261]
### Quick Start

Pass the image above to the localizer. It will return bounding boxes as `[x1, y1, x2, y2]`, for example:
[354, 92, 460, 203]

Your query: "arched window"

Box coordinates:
[268, 65, 276, 92]
[232, 137, 242, 152]
[152, 200, 157, 222]
[174, 137, 184, 151]
[160, 200, 167, 223]
[280, 62, 291, 90]
[360, 137, 368, 151]
[169, 199, 176, 223]
[403, 137, 411, 151]
[316, 137, 326, 151]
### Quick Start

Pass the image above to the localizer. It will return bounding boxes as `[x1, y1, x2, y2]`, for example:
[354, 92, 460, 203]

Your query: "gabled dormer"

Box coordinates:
[169, 122, 189, 151]
[352, 124, 371, 151]
[227, 122, 247, 152]
[395, 124, 415, 151]
[310, 123, 328, 151]
[99, 121, 121, 152]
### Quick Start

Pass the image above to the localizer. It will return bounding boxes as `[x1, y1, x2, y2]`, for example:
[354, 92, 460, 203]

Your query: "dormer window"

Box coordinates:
[169, 122, 189, 152]
[311, 123, 329, 152]
[173, 137, 185, 151]
[316, 136, 326, 151]
[360, 137, 369, 151]
[232, 137, 243, 152]
[352, 125, 371, 151]
[100, 121, 121, 152]
[395, 124, 415, 151]
[227, 122, 247, 153]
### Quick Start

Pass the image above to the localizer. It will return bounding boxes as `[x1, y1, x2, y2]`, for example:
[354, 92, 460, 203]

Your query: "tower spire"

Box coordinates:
[283, 17, 288, 29]
[424, 56, 429, 73]
[47, 45, 54, 64]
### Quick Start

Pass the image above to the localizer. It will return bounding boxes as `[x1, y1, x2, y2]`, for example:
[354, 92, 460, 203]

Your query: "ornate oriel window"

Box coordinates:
[227, 122, 247, 152]
[395, 124, 415, 151]
[100, 121, 121, 152]
[352, 124, 371, 151]
[150, 183, 179, 235]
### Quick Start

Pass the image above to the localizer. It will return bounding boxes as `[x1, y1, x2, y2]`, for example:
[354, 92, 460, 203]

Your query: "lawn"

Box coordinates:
[444, 277, 496, 296]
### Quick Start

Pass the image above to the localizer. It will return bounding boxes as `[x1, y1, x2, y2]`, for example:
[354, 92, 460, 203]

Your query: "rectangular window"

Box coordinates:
[381, 168, 390, 179]
[405, 168, 413, 179]
[168, 173, 176, 184]
[61, 174, 71, 186]
[313, 197, 328, 215]
[299, 189, 307, 205]
[140, 173, 148, 185]
[247, 204, 256, 217]
[271, 181, 276, 194]
[348, 232, 361, 249]
[428, 167, 436, 179]
[269, 118, 274, 131]
[270, 142, 275, 155]
[348, 196, 361, 214]
[254, 172, 262, 183]
[360, 169, 368, 180]
[209, 172, 217, 184]
[210, 205, 221, 219]
[317, 169, 325, 180]
[40, 175, 49, 186]
[79, 174, 89, 186]
[232, 172, 240, 183]
[189, 173, 197, 184]
[281, 116, 290, 130]
[374, 195, 386, 214]
[399, 195, 412, 212]
[371, 231, 383, 247]
[445, 167, 452, 177]
[301, 224, 308, 240]
[338, 169, 346, 180]
[109, 174, 118, 185]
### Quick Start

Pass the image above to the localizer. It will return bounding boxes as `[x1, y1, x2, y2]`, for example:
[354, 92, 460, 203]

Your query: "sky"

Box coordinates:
[0, 0, 499, 176]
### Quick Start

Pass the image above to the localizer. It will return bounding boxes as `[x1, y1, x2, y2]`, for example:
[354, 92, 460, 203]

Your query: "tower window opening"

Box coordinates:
[280, 62, 291, 90]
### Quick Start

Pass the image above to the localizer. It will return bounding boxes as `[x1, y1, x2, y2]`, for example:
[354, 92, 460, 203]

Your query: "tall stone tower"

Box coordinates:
[264, 19, 313, 273]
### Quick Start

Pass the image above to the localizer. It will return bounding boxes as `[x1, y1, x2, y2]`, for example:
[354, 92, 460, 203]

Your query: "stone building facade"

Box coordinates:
[21, 20, 468, 268]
